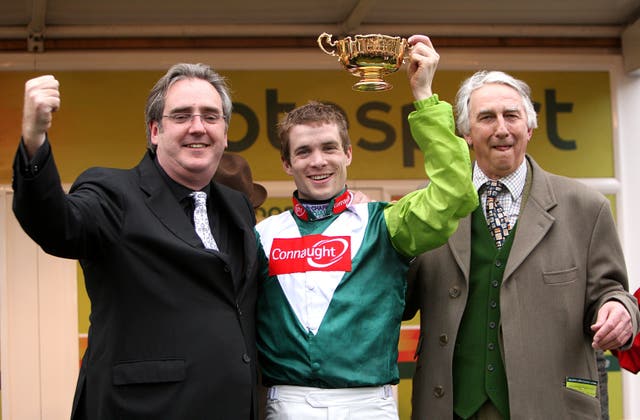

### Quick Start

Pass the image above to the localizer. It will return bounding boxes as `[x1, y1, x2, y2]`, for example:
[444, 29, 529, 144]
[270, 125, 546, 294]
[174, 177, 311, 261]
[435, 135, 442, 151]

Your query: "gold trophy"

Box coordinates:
[318, 32, 408, 92]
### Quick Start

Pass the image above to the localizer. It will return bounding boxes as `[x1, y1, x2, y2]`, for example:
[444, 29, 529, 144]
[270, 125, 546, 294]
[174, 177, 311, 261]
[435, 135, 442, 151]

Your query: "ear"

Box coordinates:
[345, 145, 353, 166]
[150, 121, 160, 147]
[463, 134, 473, 148]
[526, 127, 533, 142]
[282, 157, 293, 176]
[222, 131, 228, 149]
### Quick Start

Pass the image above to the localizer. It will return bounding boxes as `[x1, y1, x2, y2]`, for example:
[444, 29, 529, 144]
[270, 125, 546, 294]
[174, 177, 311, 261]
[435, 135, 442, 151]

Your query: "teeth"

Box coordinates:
[186, 144, 206, 148]
[310, 174, 329, 180]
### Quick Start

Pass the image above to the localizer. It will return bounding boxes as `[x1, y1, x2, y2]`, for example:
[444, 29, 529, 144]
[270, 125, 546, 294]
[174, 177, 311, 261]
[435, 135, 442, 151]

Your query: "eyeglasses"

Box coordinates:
[162, 113, 225, 125]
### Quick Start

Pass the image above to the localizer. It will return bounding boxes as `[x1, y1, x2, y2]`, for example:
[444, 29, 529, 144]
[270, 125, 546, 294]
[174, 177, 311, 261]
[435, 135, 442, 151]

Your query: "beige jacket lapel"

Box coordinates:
[504, 155, 557, 280]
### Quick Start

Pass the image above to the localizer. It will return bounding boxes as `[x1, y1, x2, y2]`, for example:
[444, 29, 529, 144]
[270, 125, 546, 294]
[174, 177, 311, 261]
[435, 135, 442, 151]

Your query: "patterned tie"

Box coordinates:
[485, 180, 510, 248]
[190, 191, 219, 251]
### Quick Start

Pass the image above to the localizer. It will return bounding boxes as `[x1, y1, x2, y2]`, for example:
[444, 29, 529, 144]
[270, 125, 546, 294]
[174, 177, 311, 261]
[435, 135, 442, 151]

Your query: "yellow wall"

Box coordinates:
[0, 69, 614, 184]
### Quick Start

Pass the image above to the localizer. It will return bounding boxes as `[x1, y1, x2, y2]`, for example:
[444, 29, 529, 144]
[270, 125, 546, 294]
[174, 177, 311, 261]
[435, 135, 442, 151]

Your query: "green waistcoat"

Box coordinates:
[453, 206, 516, 419]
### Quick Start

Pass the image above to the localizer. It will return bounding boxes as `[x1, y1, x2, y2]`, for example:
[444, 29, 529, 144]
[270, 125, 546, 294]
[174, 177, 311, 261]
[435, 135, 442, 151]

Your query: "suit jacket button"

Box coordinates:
[448, 287, 460, 298]
[439, 334, 448, 346]
[242, 353, 251, 363]
[433, 386, 444, 398]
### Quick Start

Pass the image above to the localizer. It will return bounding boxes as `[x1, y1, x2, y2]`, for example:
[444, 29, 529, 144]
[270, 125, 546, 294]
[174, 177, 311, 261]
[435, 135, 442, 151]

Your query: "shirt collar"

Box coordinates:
[472, 159, 527, 201]
[153, 156, 210, 203]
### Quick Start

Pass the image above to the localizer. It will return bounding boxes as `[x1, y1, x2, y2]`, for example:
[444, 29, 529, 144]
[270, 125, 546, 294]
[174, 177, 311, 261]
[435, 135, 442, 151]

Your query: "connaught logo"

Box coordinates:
[268, 234, 352, 275]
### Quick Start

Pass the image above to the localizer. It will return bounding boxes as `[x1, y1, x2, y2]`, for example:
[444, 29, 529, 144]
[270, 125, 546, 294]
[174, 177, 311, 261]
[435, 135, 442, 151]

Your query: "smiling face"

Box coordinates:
[283, 122, 352, 201]
[150, 78, 228, 190]
[464, 83, 533, 179]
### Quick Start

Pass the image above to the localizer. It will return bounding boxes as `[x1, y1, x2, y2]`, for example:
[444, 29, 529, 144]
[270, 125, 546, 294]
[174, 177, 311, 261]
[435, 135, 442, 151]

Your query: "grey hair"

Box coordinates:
[144, 63, 233, 152]
[454, 70, 538, 136]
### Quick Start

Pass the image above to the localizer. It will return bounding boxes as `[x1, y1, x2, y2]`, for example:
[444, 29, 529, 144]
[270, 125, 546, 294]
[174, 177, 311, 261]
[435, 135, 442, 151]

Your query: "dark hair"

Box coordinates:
[144, 63, 232, 151]
[277, 101, 350, 163]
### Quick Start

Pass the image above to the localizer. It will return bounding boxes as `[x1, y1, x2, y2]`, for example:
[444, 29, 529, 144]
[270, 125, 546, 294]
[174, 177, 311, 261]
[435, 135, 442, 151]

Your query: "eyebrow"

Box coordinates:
[476, 106, 522, 116]
[503, 106, 521, 113]
[292, 139, 340, 153]
[167, 105, 222, 114]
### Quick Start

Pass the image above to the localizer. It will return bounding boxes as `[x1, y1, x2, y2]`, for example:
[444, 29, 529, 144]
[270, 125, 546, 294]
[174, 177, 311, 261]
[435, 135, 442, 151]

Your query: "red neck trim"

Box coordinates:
[292, 189, 353, 221]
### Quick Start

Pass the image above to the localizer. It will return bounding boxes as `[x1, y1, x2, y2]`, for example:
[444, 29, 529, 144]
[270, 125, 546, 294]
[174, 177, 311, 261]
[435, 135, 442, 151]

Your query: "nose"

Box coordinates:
[494, 116, 509, 138]
[309, 150, 327, 167]
[188, 115, 206, 132]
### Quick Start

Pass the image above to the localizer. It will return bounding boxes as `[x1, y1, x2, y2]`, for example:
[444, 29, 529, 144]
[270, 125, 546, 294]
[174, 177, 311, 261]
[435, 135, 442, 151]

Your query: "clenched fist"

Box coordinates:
[22, 75, 60, 157]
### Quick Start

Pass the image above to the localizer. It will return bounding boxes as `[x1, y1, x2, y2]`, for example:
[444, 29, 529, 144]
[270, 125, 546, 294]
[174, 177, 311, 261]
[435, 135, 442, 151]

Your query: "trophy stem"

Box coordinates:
[353, 68, 393, 91]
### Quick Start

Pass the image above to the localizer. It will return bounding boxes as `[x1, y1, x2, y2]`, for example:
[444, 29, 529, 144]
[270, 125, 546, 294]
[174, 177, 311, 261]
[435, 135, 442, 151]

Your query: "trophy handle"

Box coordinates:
[317, 32, 337, 56]
[401, 38, 410, 63]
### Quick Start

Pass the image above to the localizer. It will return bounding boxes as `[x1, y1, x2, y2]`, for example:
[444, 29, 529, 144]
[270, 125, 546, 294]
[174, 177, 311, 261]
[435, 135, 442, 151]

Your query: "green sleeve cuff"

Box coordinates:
[413, 94, 440, 111]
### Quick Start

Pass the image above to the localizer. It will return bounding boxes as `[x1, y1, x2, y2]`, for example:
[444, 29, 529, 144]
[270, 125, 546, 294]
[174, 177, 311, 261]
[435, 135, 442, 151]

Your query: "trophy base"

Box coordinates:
[352, 79, 393, 92]
[350, 66, 396, 91]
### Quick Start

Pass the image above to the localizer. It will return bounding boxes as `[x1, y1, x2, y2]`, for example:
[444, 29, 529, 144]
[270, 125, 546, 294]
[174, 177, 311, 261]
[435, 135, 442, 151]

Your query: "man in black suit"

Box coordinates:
[12, 63, 259, 419]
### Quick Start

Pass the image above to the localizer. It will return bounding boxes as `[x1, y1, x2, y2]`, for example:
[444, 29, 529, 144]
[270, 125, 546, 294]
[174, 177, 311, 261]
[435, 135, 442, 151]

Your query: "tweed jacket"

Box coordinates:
[404, 154, 640, 420]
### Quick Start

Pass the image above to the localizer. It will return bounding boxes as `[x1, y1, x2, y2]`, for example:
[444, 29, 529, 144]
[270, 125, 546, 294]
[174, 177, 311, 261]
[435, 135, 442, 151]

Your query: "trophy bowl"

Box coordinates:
[318, 32, 408, 92]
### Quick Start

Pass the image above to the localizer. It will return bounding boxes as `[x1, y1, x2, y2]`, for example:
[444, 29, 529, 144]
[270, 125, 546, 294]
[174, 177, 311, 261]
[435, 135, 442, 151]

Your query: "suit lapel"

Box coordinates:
[209, 183, 257, 278]
[137, 153, 203, 248]
[449, 215, 472, 282]
[503, 156, 557, 280]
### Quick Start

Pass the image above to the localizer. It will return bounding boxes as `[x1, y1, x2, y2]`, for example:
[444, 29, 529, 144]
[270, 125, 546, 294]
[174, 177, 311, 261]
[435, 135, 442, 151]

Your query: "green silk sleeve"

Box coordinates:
[383, 94, 478, 256]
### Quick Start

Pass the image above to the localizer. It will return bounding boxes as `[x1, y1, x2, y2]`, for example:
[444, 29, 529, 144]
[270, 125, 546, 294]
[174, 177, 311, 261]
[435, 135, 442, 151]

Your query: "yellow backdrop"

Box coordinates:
[0, 68, 619, 419]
